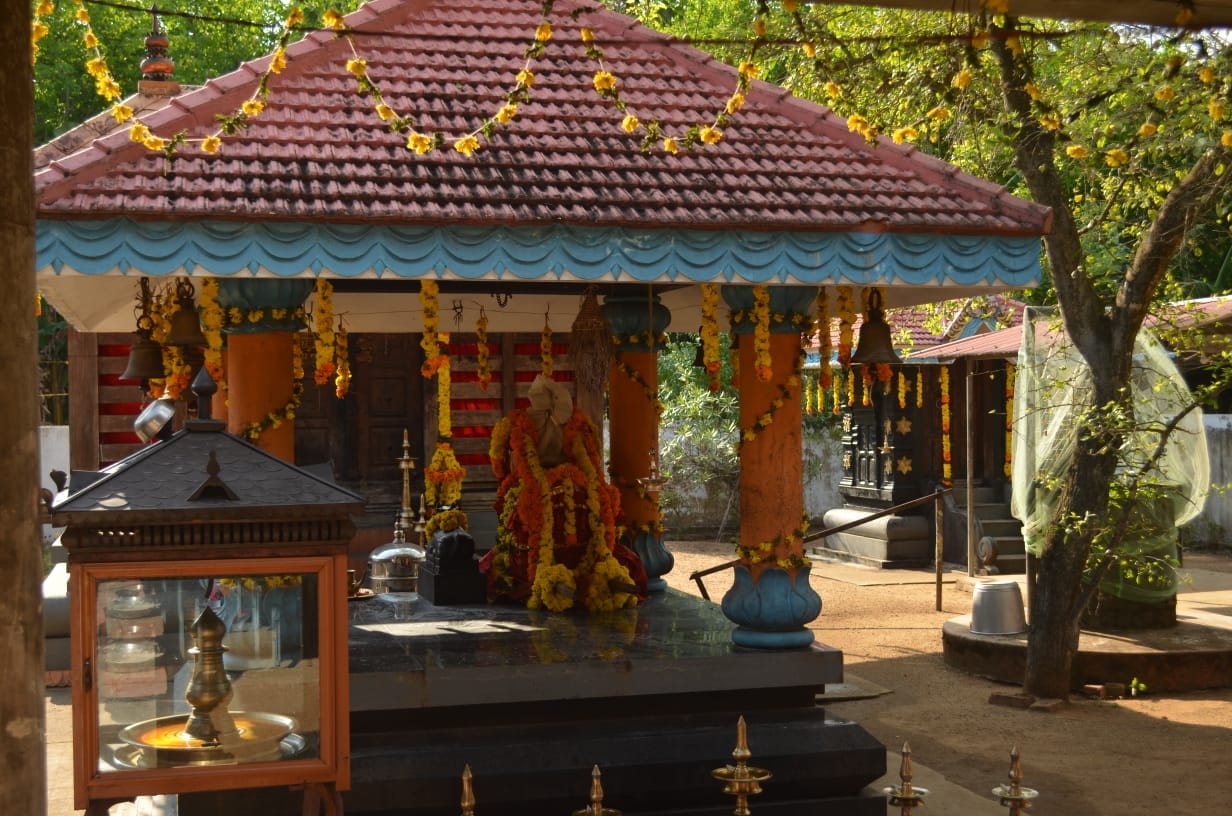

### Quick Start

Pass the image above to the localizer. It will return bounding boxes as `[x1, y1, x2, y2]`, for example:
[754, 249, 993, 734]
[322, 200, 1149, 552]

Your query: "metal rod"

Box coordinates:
[689, 488, 953, 598]
[966, 364, 977, 577]
[935, 487, 944, 612]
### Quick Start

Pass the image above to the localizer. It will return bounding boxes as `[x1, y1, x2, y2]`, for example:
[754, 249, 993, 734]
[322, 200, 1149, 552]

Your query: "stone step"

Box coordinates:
[948, 483, 1003, 505]
[980, 519, 1023, 538]
[975, 537, 1027, 574]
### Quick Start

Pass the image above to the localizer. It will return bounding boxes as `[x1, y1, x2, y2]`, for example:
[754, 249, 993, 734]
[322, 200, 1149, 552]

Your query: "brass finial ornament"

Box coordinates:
[398, 429, 418, 533]
[884, 742, 928, 815]
[992, 747, 1038, 814]
[572, 765, 621, 816]
[459, 764, 476, 816]
[711, 716, 771, 816]
[637, 448, 667, 497]
[141, 6, 174, 82]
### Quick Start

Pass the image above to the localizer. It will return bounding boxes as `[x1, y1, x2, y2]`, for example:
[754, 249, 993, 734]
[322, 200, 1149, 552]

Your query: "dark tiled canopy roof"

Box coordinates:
[35, 0, 1049, 237]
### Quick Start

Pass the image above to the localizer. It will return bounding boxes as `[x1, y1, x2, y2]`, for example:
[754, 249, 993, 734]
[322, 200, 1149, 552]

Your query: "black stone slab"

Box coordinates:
[347, 589, 843, 713]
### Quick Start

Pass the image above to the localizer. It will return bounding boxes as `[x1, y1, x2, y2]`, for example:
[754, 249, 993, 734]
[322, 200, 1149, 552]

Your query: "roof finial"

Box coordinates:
[139, 5, 179, 94]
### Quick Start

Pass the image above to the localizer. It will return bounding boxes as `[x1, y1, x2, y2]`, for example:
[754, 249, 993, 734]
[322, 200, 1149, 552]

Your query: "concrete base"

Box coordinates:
[942, 607, 1232, 692]
[816, 508, 931, 568]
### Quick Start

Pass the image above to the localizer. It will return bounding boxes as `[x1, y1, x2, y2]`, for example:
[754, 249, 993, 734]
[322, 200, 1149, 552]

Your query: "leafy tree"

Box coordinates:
[623, 2, 1232, 699]
[32, 0, 343, 143]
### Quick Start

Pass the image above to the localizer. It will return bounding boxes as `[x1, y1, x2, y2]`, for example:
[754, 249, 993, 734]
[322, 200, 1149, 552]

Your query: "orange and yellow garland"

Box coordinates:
[476, 308, 491, 391]
[700, 284, 721, 391]
[940, 366, 952, 485]
[489, 409, 634, 613]
[1004, 363, 1015, 478]
[425, 332, 466, 509]
[334, 319, 351, 398]
[312, 280, 336, 385]
[752, 284, 773, 383]
[816, 288, 832, 389]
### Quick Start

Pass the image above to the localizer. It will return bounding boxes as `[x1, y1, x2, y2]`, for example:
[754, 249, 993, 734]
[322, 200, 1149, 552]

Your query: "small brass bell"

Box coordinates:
[165, 279, 207, 347]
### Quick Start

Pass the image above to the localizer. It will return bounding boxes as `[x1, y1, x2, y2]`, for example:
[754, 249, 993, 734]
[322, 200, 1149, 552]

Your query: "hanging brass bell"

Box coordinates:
[120, 336, 167, 382]
[165, 279, 207, 347]
[850, 290, 902, 365]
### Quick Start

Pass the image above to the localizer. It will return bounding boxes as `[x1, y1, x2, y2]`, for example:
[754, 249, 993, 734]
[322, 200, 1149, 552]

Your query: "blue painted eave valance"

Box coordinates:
[36, 218, 1041, 289]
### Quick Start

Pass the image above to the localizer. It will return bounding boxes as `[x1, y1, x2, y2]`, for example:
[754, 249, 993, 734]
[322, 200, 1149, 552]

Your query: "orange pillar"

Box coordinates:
[609, 349, 658, 524]
[720, 284, 819, 648]
[226, 331, 295, 461]
[737, 332, 804, 570]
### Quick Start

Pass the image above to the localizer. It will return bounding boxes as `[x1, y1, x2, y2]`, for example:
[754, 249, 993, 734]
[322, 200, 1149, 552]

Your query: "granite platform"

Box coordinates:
[182, 589, 887, 815]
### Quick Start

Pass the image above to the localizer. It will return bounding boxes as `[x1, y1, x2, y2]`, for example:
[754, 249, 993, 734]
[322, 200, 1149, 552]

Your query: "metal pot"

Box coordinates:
[133, 398, 176, 442]
[369, 529, 425, 594]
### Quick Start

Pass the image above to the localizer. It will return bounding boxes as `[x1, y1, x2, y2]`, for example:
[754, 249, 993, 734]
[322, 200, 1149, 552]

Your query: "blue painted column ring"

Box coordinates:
[721, 563, 822, 649]
[216, 278, 314, 333]
[601, 291, 671, 351]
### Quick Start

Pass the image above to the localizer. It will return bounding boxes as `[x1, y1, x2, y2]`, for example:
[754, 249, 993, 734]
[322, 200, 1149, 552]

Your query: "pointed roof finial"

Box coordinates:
[140, 5, 179, 93]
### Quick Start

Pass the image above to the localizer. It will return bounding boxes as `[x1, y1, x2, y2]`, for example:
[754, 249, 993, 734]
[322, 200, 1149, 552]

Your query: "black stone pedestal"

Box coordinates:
[182, 591, 886, 815]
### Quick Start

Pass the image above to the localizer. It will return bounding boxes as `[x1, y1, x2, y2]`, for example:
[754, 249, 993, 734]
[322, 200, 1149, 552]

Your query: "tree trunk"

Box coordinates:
[0, 0, 46, 811]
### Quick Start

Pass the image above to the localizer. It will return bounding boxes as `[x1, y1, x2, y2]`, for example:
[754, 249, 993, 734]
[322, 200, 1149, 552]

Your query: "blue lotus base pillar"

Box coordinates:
[631, 531, 674, 593]
[721, 563, 822, 649]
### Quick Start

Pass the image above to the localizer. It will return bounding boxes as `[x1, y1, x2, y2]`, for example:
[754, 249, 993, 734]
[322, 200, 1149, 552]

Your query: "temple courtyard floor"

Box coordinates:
[46, 542, 1232, 815]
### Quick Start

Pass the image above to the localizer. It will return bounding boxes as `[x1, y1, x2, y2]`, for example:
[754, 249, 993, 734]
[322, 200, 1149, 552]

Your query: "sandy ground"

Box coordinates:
[664, 540, 1232, 816]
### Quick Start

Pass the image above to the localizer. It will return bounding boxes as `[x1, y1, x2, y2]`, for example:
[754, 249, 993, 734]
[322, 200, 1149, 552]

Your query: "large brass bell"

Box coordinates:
[120, 335, 167, 382]
[850, 289, 902, 365]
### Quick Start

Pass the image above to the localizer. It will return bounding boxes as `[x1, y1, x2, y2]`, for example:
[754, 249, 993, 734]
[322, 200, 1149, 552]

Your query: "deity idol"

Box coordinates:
[482, 375, 646, 612]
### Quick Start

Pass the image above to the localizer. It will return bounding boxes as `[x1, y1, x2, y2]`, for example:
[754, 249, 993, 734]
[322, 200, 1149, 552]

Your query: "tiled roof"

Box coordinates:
[36, 0, 1050, 236]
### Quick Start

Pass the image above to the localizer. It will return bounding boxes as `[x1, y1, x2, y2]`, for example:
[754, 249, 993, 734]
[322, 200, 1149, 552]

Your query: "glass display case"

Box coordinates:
[71, 555, 348, 810]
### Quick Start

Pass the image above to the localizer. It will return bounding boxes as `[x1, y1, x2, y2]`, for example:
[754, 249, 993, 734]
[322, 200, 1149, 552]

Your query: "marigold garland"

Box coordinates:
[312, 280, 336, 385]
[149, 285, 191, 400]
[332, 0, 553, 157]
[836, 286, 855, 369]
[804, 374, 814, 415]
[579, 0, 765, 154]
[437, 333, 453, 439]
[540, 315, 554, 377]
[198, 278, 226, 388]
[488, 409, 634, 613]
[738, 343, 803, 450]
[940, 366, 953, 486]
[72, 4, 305, 156]
[816, 288, 832, 389]
[916, 369, 925, 409]
[419, 280, 444, 377]
[425, 507, 469, 539]
[334, 320, 351, 398]
[736, 514, 812, 571]
[476, 308, 491, 392]
[861, 365, 873, 406]
[242, 381, 304, 442]
[831, 371, 841, 414]
[425, 441, 466, 508]
[1004, 363, 1016, 478]
[751, 285, 773, 383]
[700, 284, 722, 391]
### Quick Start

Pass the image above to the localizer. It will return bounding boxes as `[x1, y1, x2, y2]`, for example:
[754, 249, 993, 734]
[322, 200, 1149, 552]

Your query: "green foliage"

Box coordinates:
[656, 333, 740, 520]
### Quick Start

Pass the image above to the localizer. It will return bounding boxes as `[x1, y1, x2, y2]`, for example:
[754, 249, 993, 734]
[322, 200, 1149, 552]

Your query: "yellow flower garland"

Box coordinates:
[735, 514, 811, 570]
[1004, 363, 1015, 478]
[476, 309, 491, 392]
[69, 5, 305, 156]
[579, 1, 763, 154]
[897, 371, 908, 410]
[437, 333, 452, 439]
[701, 284, 721, 391]
[816, 288, 832, 389]
[149, 286, 191, 400]
[738, 343, 803, 450]
[198, 278, 226, 388]
[334, 322, 351, 398]
[540, 315, 554, 377]
[752, 285, 773, 383]
[940, 367, 952, 485]
[916, 368, 924, 409]
[332, 0, 553, 157]
[419, 280, 444, 377]
[836, 286, 855, 368]
[312, 280, 336, 385]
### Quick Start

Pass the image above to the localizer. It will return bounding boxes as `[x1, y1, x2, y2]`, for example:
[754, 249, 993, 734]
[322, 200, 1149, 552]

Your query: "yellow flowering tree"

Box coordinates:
[629, 1, 1232, 701]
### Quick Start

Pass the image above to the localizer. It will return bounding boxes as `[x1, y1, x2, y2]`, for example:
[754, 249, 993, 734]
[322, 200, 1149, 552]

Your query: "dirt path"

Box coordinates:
[665, 540, 1232, 816]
